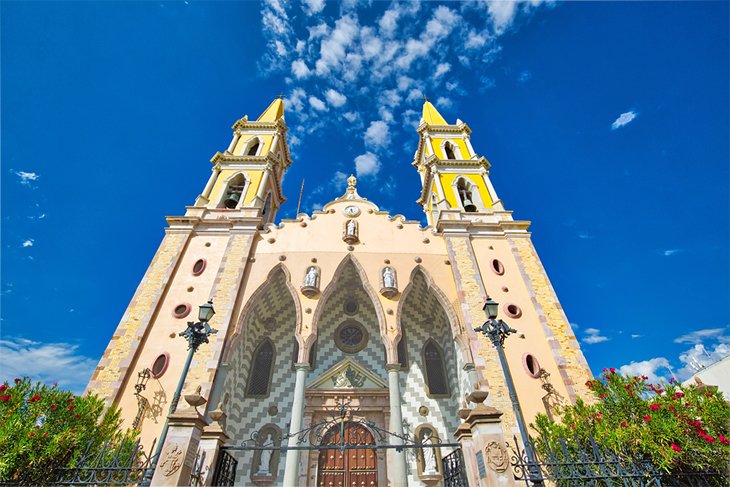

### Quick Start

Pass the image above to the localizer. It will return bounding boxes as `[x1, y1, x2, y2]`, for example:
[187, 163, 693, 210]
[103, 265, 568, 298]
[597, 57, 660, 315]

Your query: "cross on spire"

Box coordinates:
[276, 93, 285, 100]
[422, 95, 430, 102]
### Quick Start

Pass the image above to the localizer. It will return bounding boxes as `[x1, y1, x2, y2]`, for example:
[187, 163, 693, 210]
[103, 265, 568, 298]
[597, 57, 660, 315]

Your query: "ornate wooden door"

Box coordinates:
[317, 422, 377, 487]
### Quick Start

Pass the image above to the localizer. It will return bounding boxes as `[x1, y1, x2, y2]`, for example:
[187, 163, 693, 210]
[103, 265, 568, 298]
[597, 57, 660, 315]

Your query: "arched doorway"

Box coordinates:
[317, 422, 377, 487]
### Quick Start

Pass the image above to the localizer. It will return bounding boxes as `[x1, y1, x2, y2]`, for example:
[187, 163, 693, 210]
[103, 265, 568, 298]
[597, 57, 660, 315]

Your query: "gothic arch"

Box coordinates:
[242, 136, 263, 156]
[396, 266, 472, 364]
[451, 176, 486, 212]
[440, 139, 462, 160]
[224, 263, 301, 362]
[216, 172, 250, 209]
[309, 255, 387, 355]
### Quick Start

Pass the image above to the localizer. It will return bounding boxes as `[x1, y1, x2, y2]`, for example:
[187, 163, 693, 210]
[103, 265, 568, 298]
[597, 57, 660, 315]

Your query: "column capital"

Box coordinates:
[385, 363, 401, 372]
[293, 363, 311, 372]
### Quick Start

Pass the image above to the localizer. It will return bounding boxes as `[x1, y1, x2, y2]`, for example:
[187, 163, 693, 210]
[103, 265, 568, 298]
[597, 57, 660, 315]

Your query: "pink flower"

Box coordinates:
[675, 392, 685, 399]
[0, 395, 11, 402]
[50, 404, 57, 411]
[0, 384, 7, 393]
[600, 393, 607, 400]
[641, 375, 648, 380]
[43, 433, 48, 437]
[671, 443, 681, 453]
[68, 405, 75, 411]
[29, 432, 34, 437]
[649, 403, 660, 411]
[668, 406, 675, 411]
[719, 435, 729, 445]
[705, 393, 713, 398]
[705, 435, 715, 443]
[620, 421, 627, 428]
[28, 394, 41, 403]
[643, 415, 651, 422]
[610, 368, 616, 374]
[14, 378, 21, 383]
[570, 425, 575, 430]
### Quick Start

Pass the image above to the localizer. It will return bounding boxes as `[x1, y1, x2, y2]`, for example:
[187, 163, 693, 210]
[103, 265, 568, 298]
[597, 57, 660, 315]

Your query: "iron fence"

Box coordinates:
[211, 449, 238, 487]
[511, 434, 727, 487]
[442, 448, 469, 487]
[54, 437, 154, 486]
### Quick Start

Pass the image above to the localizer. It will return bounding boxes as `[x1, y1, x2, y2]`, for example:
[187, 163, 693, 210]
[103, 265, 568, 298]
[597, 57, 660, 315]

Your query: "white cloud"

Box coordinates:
[14, 170, 39, 185]
[354, 152, 381, 177]
[436, 96, 453, 109]
[325, 88, 347, 107]
[611, 110, 638, 130]
[678, 342, 730, 377]
[332, 171, 349, 190]
[302, 0, 325, 16]
[577, 231, 595, 239]
[661, 248, 682, 256]
[0, 337, 98, 394]
[631, 334, 643, 339]
[618, 357, 671, 384]
[22, 239, 34, 248]
[342, 111, 360, 123]
[465, 30, 487, 49]
[309, 96, 328, 111]
[518, 70, 532, 83]
[674, 328, 729, 345]
[582, 327, 609, 344]
[364, 120, 390, 149]
[291, 59, 311, 79]
[378, 6, 400, 37]
[486, 0, 519, 34]
[287, 88, 307, 112]
[315, 15, 359, 75]
[434, 62, 451, 80]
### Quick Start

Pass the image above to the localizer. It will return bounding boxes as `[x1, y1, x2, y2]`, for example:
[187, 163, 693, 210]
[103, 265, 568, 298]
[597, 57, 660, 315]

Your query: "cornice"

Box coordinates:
[417, 122, 472, 136]
[231, 117, 288, 133]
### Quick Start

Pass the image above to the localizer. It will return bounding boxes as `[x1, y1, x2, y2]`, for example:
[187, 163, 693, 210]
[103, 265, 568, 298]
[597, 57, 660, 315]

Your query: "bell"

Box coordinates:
[462, 199, 477, 212]
[224, 192, 240, 209]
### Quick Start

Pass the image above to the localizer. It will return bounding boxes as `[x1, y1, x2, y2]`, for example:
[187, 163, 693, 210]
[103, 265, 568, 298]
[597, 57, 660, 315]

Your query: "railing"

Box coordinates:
[511, 435, 727, 487]
[442, 449, 468, 487]
[211, 450, 238, 487]
[54, 438, 154, 486]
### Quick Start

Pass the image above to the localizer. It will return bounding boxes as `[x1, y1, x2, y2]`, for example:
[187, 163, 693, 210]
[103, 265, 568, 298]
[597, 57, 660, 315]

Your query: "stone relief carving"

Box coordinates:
[331, 366, 366, 388]
[160, 443, 184, 477]
[485, 441, 509, 473]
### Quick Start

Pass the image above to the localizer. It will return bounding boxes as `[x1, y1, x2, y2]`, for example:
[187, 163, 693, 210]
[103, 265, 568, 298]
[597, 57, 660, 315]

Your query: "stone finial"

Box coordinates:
[184, 385, 207, 409]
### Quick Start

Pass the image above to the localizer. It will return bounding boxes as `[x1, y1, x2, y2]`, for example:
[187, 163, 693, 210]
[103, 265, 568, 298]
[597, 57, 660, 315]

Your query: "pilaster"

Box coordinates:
[150, 408, 209, 487]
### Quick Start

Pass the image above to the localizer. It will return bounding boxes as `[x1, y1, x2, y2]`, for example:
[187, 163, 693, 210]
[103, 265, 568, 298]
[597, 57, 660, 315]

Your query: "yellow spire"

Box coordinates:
[257, 97, 285, 122]
[422, 100, 447, 125]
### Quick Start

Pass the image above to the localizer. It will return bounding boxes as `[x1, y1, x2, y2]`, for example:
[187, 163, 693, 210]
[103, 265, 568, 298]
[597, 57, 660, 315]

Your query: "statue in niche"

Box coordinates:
[421, 429, 438, 475]
[343, 219, 359, 244]
[380, 266, 398, 298]
[255, 431, 274, 476]
[301, 266, 320, 297]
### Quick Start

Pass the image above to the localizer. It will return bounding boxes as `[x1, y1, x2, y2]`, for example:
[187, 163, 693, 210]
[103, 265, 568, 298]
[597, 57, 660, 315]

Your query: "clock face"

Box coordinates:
[343, 205, 360, 217]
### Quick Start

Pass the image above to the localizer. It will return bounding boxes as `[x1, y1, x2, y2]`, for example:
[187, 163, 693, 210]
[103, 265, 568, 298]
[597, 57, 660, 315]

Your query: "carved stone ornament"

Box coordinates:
[331, 366, 366, 388]
[159, 443, 184, 477]
[380, 266, 398, 298]
[343, 219, 359, 244]
[301, 265, 320, 298]
[485, 441, 509, 473]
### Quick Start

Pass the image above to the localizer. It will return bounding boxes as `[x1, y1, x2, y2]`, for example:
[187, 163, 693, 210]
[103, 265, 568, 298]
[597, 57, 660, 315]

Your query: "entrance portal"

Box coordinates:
[317, 422, 377, 487]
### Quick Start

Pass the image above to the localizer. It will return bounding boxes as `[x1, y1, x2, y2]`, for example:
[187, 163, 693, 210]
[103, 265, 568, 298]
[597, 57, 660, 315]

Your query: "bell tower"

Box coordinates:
[413, 100, 505, 226]
[194, 97, 292, 223]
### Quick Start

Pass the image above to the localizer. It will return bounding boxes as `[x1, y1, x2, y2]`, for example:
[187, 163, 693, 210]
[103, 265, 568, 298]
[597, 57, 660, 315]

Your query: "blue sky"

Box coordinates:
[2, 1, 728, 393]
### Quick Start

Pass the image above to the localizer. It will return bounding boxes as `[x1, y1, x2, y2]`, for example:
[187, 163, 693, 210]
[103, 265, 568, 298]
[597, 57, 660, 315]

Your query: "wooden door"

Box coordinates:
[317, 422, 377, 487]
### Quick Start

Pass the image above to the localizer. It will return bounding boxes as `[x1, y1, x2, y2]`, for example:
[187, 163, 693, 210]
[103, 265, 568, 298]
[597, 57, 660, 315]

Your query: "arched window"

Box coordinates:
[244, 137, 261, 156]
[456, 178, 477, 212]
[444, 141, 456, 160]
[423, 340, 449, 397]
[220, 173, 246, 209]
[246, 339, 275, 397]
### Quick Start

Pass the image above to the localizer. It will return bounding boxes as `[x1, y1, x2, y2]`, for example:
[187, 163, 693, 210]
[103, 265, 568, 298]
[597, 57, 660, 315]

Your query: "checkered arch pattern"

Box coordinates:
[309, 261, 387, 382]
[398, 272, 463, 484]
[221, 269, 298, 482]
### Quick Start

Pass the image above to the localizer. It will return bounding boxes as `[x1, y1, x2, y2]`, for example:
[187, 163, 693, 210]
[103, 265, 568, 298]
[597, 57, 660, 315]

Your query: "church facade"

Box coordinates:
[87, 98, 593, 486]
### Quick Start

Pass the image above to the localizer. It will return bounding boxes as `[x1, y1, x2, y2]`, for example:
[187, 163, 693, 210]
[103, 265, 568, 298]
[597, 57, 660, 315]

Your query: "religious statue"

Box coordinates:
[255, 431, 274, 476]
[421, 429, 438, 475]
[383, 267, 396, 289]
[304, 266, 318, 288]
[343, 219, 359, 244]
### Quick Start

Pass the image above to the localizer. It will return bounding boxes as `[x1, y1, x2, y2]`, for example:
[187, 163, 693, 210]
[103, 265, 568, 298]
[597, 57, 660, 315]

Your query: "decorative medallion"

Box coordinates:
[485, 441, 509, 473]
[331, 366, 366, 388]
[159, 443, 183, 477]
[343, 205, 361, 217]
[335, 320, 368, 353]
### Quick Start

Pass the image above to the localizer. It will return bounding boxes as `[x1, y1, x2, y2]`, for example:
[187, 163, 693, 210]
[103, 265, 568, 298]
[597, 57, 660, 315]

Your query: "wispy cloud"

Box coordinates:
[611, 110, 637, 130]
[582, 327, 609, 344]
[0, 337, 98, 394]
[13, 170, 40, 185]
[518, 69, 532, 83]
[22, 239, 34, 248]
[674, 327, 729, 345]
[577, 231, 594, 240]
[660, 248, 682, 257]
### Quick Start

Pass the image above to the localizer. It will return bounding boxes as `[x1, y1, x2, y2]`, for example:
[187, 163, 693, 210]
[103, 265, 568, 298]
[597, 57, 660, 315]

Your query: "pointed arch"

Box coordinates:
[452, 176, 486, 212]
[241, 136, 263, 156]
[422, 339, 450, 397]
[217, 172, 250, 209]
[311, 254, 387, 346]
[440, 139, 463, 160]
[245, 338, 276, 397]
[224, 263, 301, 362]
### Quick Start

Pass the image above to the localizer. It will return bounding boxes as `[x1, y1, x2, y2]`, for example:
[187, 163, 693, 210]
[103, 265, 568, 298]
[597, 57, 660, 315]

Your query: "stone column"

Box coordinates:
[198, 411, 229, 486]
[282, 363, 310, 487]
[150, 408, 209, 487]
[386, 364, 408, 487]
[255, 164, 272, 203]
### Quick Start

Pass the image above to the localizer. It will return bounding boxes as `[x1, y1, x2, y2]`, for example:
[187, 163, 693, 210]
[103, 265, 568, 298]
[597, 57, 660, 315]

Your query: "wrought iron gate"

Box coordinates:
[442, 448, 468, 487]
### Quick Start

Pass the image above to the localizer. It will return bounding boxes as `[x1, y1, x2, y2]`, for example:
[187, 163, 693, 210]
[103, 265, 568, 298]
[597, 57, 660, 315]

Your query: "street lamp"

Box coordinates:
[142, 300, 217, 485]
[473, 297, 544, 486]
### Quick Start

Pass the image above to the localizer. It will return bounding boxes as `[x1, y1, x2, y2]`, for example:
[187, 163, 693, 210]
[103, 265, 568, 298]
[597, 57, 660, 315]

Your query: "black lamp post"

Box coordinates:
[142, 300, 217, 485]
[473, 297, 544, 486]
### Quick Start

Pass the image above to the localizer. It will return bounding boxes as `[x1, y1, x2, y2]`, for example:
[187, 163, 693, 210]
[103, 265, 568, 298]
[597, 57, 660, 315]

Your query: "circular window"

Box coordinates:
[172, 303, 192, 319]
[490, 259, 505, 275]
[343, 298, 359, 316]
[151, 353, 170, 378]
[192, 259, 207, 276]
[503, 303, 522, 319]
[335, 320, 368, 353]
[523, 353, 541, 378]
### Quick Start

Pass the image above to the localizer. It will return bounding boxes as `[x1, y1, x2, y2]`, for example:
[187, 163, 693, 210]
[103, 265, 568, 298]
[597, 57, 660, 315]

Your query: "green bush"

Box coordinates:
[532, 369, 730, 474]
[0, 376, 138, 485]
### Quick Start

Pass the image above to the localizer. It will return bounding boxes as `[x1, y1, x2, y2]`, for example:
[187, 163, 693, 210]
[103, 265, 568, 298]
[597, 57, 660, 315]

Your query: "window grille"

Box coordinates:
[246, 340, 275, 397]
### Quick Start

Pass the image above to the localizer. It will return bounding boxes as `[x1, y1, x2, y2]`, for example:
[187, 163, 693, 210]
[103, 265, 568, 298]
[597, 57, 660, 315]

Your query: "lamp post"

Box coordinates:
[142, 300, 217, 485]
[473, 297, 544, 486]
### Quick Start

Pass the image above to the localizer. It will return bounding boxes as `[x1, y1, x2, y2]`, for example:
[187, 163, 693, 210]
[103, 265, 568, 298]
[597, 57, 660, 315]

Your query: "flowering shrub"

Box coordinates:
[0, 377, 136, 485]
[532, 369, 730, 474]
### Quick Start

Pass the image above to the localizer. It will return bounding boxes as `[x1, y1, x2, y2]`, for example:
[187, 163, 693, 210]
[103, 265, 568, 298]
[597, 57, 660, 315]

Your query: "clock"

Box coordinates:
[343, 205, 360, 217]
